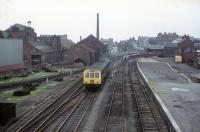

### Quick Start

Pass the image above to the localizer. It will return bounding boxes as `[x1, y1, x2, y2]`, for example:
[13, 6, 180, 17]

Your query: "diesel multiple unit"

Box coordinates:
[83, 58, 110, 90]
[83, 68, 102, 87]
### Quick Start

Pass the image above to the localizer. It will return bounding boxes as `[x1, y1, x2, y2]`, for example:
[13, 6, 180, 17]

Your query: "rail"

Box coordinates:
[136, 61, 182, 132]
[16, 77, 83, 132]
[130, 61, 163, 132]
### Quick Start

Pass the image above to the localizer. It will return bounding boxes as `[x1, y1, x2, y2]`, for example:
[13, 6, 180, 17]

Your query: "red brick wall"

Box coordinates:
[23, 42, 41, 66]
[180, 38, 194, 51]
[0, 64, 25, 72]
[10, 30, 37, 41]
[51, 36, 61, 50]
[64, 44, 95, 65]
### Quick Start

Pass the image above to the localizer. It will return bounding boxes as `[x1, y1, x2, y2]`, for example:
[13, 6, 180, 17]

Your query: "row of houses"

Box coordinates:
[145, 35, 200, 62]
[0, 23, 105, 72]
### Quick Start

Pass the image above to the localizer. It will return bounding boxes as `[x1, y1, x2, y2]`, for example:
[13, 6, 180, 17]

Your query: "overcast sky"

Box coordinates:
[0, 0, 200, 42]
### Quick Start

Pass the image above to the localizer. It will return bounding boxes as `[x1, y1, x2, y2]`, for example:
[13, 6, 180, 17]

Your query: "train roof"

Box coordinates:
[85, 58, 110, 71]
[84, 68, 101, 72]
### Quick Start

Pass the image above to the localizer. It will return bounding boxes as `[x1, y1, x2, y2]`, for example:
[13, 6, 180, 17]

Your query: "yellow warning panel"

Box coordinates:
[175, 56, 182, 63]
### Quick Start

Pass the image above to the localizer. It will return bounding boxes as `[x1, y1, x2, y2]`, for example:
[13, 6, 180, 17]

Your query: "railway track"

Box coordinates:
[16, 79, 85, 132]
[129, 61, 167, 132]
[55, 92, 97, 132]
[4, 59, 111, 132]
[4, 56, 169, 132]
[103, 61, 126, 132]
[102, 57, 167, 132]
[4, 76, 83, 132]
[7, 75, 100, 132]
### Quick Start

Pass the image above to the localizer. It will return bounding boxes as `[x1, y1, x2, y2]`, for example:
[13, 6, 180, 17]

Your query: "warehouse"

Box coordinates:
[64, 44, 95, 65]
[145, 45, 164, 56]
[24, 41, 64, 67]
[78, 35, 104, 60]
[163, 43, 178, 57]
[64, 35, 104, 66]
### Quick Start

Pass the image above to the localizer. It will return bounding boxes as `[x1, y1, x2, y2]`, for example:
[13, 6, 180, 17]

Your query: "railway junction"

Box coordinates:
[0, 54, 200, 132]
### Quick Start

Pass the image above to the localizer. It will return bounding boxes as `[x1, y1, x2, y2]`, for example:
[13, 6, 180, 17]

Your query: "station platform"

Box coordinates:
[137, 58, 200, 132]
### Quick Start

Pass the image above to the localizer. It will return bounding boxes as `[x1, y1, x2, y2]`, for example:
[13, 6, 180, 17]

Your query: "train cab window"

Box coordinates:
[90, 73, 95, 78]
[95, 73, 99, 78]
[85, 73, 89, 78]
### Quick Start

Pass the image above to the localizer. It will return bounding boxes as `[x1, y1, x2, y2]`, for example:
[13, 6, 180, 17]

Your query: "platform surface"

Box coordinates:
[138, 58, 200, 132]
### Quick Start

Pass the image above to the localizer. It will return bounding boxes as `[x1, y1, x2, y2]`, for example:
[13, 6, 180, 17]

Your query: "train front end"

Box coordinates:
[83, 69, 102, 90]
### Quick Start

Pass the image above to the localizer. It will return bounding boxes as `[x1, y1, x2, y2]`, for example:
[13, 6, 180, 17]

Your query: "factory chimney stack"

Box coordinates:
[96, 13, 99, 40]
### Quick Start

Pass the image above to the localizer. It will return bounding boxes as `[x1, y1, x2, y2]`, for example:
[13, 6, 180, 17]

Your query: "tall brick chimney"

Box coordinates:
[97, 13, 99, 40]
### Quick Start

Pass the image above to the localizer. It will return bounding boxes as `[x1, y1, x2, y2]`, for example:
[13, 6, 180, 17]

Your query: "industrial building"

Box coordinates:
[0, 22, 104, 72]
[64, 35, 104, 65]
[24, 41, 63, 67]
[163, 43, 178, 57]
[145, 45, 164, 56]
[5, 23, 37, 41]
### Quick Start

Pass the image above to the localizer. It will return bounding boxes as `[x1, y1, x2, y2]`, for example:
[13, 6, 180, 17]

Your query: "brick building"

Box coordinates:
[64, 35, 104, 65]
[156, 32, 179, 45]
[177, 36, 197, 63]
[177, 36, 194, 54]
[24, 41, 63, 66]
[38, 35, 74, 50]
[6, 23, 37, 41]
[1, 24, 103, 70]
[78, 35, 104, 60]
[65, 44, 95, 65]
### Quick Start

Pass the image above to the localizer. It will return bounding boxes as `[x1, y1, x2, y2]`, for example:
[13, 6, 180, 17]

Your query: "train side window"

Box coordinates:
[90, 73, 95, 78]
[95, 73, 99, 78]
[85, 73, 89, 78]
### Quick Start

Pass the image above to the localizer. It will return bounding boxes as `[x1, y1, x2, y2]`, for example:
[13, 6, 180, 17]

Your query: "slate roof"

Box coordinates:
[6, 23, 34, 31]
[78, 34, 104, 51]
[146, 45, 164, 49]
[79, 44, 95, 52]
[71, 43, 95, 53]
[164, 43, 178, 48]
[194, 43, 200, 49]
[30, 41, 55, 53]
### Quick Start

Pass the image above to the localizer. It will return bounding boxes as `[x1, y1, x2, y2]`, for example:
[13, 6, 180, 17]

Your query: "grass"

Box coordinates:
[0, 67, 81, 85]
[0, 71, 58, 85]
[0, 81, 60, 103]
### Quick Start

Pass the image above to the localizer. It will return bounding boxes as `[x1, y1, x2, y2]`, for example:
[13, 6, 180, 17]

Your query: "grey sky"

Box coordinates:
[0, 0, 200, 42]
